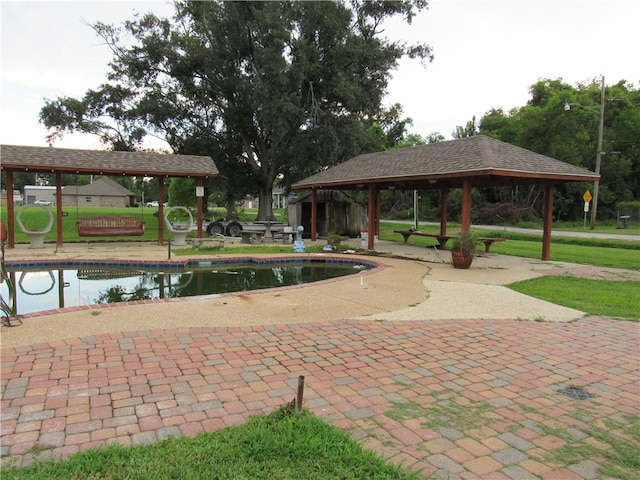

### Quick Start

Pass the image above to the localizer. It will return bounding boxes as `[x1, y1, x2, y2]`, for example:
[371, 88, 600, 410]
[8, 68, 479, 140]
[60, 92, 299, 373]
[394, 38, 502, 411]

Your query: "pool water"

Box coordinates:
[1, 259, 373, 316]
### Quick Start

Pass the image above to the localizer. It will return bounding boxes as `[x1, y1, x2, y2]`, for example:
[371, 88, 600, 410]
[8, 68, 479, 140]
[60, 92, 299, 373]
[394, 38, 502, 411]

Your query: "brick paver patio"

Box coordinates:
[2, 315, 638, 478]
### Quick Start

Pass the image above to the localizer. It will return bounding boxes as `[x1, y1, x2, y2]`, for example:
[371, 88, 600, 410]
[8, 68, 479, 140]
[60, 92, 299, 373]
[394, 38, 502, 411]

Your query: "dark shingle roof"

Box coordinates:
[293, 135, 599, 189]
[0, 145, 218, 178]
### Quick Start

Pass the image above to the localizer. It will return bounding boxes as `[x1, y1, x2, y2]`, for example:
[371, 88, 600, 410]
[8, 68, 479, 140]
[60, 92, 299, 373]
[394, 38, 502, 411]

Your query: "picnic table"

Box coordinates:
[241, 222, 291, 244]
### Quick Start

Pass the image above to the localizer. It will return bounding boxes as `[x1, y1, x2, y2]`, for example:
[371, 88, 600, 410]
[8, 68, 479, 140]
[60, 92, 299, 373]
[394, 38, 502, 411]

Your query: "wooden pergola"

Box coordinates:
[292, 135, 599, 260]
[0, 144, 218, 248]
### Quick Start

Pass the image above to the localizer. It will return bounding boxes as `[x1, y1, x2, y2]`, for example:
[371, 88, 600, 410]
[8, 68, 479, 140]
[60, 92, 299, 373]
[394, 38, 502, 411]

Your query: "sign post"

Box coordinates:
[583, 190, 592, 229]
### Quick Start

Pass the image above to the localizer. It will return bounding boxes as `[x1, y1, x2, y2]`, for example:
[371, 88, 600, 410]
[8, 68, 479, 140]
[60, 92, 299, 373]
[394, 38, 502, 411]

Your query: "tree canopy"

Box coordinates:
[474, 78, 639, 223]
[40, 0, 431, 220]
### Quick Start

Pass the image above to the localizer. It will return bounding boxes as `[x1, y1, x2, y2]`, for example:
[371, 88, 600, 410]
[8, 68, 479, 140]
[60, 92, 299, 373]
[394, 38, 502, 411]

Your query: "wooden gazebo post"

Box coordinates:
[461, 178, 472, 232]
[196, 178, 204, 239]
[375, 187, 381, 241]
[367, 184, 377, 250]
[5, 170, 15, 248]
[311, 189, 317, 241]
[542, 183, 554, 261]
[440, 188, 448, 235]
[55, 172, 64, 247]
[157, 178, 165, 245]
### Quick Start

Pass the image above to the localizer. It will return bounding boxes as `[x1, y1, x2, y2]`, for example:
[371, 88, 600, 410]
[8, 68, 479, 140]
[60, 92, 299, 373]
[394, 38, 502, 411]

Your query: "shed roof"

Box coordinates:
[292, 135, 599, 190]
[0, 144, 218, 178]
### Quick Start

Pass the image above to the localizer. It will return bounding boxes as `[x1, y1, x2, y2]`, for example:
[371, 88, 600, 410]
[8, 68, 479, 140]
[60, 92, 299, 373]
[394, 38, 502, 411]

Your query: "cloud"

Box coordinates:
[1, 0, 637, 148]
[384, 0, 639, 137]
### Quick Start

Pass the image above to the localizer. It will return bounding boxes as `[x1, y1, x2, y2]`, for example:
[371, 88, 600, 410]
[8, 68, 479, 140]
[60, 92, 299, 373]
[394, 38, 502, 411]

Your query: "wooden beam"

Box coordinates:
[6, 170, 15, 248]
[311, 189, 317, 241]
[157, 178, 165, 245]
[56, 172, 64, 247]
[196, 178, 204, 238]
[461, 178, 472, 232]
[440, 188, 448, 235]
[375, 187, 381, 239]
[542, 183, 554, 260]
[367, 184, 376, 250]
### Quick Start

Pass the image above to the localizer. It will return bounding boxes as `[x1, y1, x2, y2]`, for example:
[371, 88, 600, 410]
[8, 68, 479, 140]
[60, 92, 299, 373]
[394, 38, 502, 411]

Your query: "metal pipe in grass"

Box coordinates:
[296, 375, 305, 418]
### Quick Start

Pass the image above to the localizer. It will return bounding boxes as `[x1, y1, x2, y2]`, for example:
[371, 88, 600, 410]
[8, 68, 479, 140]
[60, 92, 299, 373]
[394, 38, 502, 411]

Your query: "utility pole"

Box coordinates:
[590, 75, 605, 230]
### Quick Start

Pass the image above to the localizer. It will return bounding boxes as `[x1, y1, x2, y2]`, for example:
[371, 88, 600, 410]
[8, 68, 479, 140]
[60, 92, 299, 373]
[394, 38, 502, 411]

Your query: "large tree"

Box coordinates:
[40, 0, 431, 220]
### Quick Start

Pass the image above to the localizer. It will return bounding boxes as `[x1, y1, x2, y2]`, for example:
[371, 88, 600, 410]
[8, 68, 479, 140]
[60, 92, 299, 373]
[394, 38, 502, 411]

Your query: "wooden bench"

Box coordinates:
[76, 216, 145, 237]
[394, 230, 506, 253]
[477, 237, 505, 253]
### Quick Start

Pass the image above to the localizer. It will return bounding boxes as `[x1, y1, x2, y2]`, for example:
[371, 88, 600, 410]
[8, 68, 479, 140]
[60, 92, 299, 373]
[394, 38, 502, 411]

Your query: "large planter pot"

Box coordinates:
[451, 249, 474, 269]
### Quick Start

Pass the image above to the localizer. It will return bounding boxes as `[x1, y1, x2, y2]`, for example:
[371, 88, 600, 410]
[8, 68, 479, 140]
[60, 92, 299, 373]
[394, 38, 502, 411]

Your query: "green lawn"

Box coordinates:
[378, 222, 639, 321]
[379, 222, 640, 271]
[508, 276, 639, 321]
[1, 206, 288, 244]
[1, 407, 420, 480]
[515, 220, 640, 236]
[3, 206, 162, 243]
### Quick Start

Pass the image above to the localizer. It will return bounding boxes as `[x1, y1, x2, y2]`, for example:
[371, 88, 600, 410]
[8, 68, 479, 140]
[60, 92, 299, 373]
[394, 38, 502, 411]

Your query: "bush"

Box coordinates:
[473, 203, 539, 225]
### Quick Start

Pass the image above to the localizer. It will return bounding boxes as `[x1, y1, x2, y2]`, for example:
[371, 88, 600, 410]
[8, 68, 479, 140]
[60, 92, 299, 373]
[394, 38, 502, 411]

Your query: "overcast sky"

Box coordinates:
[1, 0, 637, 151]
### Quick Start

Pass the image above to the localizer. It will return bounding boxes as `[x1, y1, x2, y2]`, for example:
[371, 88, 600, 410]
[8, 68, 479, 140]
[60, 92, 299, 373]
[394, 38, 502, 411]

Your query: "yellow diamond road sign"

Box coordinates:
[583, 190, 592, 203]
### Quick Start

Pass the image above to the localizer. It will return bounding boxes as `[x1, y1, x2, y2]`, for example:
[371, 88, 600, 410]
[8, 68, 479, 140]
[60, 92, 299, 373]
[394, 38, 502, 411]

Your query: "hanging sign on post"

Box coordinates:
[582, 190, 592, 228]
[196, 186, 204, 197]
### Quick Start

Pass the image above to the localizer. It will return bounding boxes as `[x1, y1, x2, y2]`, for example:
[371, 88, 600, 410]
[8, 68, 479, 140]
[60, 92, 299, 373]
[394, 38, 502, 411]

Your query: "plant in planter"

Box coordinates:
[326, 232, 342, 246]
[450, 232, 476, 269]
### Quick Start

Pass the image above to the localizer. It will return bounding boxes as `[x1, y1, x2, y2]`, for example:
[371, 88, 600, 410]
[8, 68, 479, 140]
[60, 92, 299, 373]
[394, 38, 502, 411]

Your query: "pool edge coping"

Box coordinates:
[4, 254, 385, 320]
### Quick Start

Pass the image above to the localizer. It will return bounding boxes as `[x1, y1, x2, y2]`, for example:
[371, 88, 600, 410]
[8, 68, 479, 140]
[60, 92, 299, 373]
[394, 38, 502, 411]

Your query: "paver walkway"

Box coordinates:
[2, 315, 638, 478]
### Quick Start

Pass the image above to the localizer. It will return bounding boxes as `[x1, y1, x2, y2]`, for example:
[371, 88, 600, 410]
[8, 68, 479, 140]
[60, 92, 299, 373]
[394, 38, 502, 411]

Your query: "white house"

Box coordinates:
[23, 185, 57, 205]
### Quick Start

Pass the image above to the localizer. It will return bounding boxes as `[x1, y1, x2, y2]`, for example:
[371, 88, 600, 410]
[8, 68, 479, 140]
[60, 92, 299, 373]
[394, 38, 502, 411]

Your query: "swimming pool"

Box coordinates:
[1, 257, 377, 317]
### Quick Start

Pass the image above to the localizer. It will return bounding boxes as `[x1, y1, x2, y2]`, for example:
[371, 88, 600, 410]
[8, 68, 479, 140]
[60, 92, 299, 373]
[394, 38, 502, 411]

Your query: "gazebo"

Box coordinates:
[0, 144, 218, 247]
[292, 135, 599, 260]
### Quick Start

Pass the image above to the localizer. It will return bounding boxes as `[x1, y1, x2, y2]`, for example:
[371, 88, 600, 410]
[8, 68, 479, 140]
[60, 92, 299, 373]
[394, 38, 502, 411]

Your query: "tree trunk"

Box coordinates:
[225, 196, 238, 220]
[257, 186, 275, 221]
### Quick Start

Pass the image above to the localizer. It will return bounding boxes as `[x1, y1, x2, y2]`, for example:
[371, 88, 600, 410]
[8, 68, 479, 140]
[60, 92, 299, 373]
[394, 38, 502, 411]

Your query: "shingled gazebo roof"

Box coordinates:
[0, 144, 218, 178]
[293, 135, 598, 190]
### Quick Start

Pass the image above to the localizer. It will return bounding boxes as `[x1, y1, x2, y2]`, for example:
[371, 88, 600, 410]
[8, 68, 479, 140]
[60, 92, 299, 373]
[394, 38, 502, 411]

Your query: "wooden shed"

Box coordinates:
[287, 190, 367, 238]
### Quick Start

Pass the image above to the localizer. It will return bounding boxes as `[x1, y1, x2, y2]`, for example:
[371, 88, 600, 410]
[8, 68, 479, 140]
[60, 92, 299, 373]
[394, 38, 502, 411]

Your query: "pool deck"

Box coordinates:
[1, 240, 639, 477]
